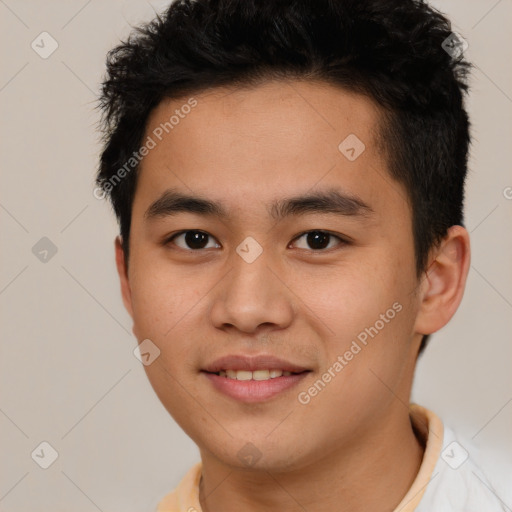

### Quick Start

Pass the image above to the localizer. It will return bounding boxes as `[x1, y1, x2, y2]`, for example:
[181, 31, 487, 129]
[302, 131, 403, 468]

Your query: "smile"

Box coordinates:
[214, 369, 300, 380]
[202, 370, 310, 402]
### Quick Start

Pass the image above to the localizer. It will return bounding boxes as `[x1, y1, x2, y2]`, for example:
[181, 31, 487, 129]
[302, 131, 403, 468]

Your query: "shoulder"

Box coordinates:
[156, 462, 203, 512]
[416, 422, 512, 512]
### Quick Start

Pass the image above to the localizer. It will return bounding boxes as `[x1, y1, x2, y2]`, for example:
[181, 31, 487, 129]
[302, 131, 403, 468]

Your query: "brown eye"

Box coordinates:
[168, 231, 220, 250]
[291, 231, 346, 251]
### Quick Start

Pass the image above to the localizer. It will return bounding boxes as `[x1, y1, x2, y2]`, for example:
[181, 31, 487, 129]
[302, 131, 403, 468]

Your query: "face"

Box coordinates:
[118, 79, 427, 470]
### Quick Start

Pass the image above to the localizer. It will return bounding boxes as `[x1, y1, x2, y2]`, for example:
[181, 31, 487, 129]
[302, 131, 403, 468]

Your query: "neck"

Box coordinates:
[198, 404, 425, 512]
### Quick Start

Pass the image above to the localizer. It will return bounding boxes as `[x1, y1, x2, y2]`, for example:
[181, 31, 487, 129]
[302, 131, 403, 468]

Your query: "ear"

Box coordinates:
[115, 236, 134, 318]
[414, 225, 471, 335]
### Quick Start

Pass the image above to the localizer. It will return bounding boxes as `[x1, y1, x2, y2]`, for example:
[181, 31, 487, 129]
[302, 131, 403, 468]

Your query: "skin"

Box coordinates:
[115, 79, 470, 511]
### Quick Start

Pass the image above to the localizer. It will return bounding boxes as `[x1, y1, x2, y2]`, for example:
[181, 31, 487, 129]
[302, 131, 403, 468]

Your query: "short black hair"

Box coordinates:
[96, 0, 472, 355]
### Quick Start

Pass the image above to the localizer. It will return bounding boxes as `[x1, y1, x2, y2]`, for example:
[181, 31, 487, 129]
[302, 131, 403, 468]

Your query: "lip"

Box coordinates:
[201, 354, 311, 403]
[202, 354, 310, 373]
[203, 371, 309, 403]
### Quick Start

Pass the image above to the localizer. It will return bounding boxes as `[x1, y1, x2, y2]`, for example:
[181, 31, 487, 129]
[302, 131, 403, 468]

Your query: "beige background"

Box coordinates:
[0, 0, 511, 510]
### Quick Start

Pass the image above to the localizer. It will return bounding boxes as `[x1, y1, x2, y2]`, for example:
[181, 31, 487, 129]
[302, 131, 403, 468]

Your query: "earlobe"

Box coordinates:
[414, 225, 471, 335]
[114, 236, 134, 318]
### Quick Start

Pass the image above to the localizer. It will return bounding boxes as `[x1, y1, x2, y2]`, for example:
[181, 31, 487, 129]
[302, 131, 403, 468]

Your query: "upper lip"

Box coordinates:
[202, 354, 310, 373]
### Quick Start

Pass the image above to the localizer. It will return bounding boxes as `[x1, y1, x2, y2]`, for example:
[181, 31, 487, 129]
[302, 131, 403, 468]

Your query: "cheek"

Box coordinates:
[309, 256, 417, 370]
[304, 264, 393, 338]
[129, 263, 202, 405]
[127, 253, 215, 374]
[128, 254, 192, 340]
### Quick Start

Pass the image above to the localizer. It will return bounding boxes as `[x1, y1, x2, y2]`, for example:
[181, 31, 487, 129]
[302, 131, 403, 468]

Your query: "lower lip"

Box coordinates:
[202, 371, 309, 403]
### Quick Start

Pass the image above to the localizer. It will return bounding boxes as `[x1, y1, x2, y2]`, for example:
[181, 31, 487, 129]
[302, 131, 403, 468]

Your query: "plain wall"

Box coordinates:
[1, 0, 511, 510]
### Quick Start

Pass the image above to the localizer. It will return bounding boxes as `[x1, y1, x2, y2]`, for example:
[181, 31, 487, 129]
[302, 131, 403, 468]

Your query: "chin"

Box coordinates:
[205, 435, 312, 473]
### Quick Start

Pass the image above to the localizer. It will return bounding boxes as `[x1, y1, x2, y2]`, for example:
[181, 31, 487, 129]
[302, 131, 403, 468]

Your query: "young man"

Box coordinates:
[95, 0, 510, 510]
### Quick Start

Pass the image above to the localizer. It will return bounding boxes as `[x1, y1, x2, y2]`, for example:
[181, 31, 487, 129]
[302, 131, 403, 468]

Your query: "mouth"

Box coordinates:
[207, 369, 306, 380]
[201, 354, 311, 403]
[202, 370, 310, 402]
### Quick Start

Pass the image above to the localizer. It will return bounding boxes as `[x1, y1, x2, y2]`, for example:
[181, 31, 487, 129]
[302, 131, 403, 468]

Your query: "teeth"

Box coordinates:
[253, 370, 270, 381]
[236, 370, 252, 381]
[216, 369, 296, 380]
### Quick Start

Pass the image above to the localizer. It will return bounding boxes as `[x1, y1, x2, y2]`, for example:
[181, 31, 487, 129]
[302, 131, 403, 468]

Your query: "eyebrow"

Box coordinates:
[144, 187, 374, 222]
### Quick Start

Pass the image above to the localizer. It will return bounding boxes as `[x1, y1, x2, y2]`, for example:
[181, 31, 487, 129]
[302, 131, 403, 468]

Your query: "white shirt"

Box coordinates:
[157, 404, 512, 511]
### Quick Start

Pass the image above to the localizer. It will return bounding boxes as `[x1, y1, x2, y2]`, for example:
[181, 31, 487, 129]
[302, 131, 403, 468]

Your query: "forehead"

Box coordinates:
[134, 79, 408, 224]
[144, 79, 383, 168]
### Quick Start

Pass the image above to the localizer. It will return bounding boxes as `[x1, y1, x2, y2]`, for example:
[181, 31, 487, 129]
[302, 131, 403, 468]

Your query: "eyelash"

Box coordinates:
[163, 230, 349, 253]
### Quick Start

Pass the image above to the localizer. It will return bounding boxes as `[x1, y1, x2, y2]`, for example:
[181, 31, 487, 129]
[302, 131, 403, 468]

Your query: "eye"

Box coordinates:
[166, 230, 220, 251]
[290, 230, 347, 251]
[164, 229, 347, 252]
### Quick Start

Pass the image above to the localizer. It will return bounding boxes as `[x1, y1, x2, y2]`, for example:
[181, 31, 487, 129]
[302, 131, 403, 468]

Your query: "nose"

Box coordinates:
[209, 246, 295, 335]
